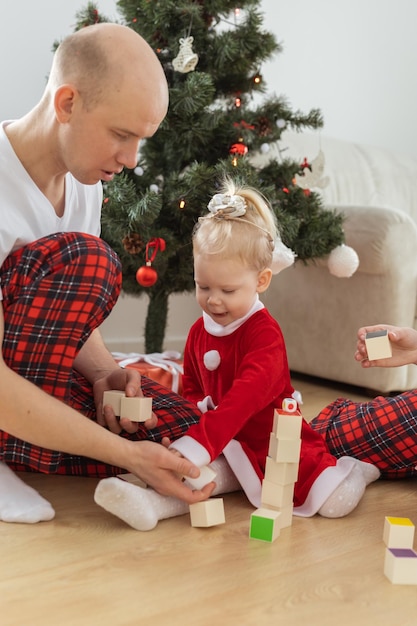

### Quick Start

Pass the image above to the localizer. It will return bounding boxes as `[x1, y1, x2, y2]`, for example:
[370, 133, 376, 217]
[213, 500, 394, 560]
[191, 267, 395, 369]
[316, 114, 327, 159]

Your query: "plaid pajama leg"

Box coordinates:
[36, 373, 202, 478]
[0, 232, 122, 472]
[0, 232, 201, 476]
[310, 391, 417, 479]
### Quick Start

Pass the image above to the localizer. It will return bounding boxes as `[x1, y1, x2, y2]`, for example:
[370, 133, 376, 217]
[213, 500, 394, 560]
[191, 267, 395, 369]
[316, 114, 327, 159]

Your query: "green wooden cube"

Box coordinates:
[249, 508, 281, 542]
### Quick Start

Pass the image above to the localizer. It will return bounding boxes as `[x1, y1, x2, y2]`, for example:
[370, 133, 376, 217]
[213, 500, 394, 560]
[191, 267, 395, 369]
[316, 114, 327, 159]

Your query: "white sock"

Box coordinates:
[318, 459, 380, 518]
[353, 458, 381, 485]
[94, 455, 240, 531]
[94, 478, 189, 531]
[0, 462, 55, 524]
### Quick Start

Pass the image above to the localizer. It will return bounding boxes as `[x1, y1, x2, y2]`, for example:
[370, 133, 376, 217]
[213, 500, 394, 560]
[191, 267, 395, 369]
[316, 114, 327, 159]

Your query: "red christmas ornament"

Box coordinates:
[136, 265, 158, 287]
[136, 237, 166, 287]
[229, 142, 248, 156]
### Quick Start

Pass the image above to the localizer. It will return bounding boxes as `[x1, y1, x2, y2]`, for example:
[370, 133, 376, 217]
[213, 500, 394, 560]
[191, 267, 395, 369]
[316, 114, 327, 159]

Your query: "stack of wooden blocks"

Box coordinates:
[249, 398, 302, 542]
[383, 516, 417, 584]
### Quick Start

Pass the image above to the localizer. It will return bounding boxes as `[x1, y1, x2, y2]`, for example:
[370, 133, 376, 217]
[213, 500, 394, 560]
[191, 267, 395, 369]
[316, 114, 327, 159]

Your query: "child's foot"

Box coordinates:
[354, 458, 381, 485]
[95, 455, 240, 531]
[94, 477, 189, 531]
[0, 462, 55, 523]
[318, 459, 380, 518]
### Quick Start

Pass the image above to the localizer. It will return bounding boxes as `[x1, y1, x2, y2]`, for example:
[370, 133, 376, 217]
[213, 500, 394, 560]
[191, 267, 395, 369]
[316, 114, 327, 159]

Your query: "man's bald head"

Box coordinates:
[48, 23, 168, 113]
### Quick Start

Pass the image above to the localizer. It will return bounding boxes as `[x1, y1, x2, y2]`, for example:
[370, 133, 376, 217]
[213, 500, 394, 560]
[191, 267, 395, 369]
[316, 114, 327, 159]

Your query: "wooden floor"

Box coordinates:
[2, 375, 417, 626]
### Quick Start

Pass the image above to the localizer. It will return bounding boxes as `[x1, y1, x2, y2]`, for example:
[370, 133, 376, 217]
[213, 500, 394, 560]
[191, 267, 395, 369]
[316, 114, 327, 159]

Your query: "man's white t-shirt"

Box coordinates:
[0, 120, 102, 297]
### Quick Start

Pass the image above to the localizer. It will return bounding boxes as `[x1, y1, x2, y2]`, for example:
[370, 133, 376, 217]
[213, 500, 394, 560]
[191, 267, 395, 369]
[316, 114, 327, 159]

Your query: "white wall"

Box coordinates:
[261, 0, 417, 160]
[1, 0, 416, 352]
[2, 1, 416, 157]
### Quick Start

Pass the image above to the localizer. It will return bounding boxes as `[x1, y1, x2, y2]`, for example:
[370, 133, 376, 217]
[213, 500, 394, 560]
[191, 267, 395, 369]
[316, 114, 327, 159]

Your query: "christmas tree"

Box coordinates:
[70, 1, 352, 353]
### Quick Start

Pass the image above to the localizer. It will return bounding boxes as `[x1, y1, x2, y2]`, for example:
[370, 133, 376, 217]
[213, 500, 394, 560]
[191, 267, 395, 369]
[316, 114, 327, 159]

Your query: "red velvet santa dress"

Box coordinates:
[170, 297, 358, 516]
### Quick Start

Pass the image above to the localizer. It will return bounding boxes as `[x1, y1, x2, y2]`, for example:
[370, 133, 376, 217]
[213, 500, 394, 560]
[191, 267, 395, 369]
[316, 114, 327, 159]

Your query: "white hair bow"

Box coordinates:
[207, 193, 247, 217]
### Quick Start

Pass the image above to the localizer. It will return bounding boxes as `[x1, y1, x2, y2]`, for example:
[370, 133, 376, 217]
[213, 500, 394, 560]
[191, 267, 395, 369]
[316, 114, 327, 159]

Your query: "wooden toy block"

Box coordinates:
[384, 547, 417, 584]
[281, 397, 298, 412]
[102, 390, 125, 416]
[249, 508, 281, 542]
[383, 516, 415, 548]
[261, 479, 294, 509]
[117, 473, 147, 489]
[268, 433, 301, 463]
[264, 457, 299, 486]
[277, 504, 293, 529]
[263, 503, 294, 529]
[184, 465, 217, 490]
[365, 329, 392, 361]
[189, 498, 225, 527]
[120, 396, 153, 422]
[272, 410, 303, 440]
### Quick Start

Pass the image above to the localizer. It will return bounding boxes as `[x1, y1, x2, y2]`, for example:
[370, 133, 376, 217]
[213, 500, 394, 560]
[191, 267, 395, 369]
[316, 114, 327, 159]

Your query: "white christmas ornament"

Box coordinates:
[260, 143, 270, 153]
[149, 184, 159, 194]
[134, 166, 144, 176]
[294, 150, 330, 190]
[327, 244, 359, 278]
[172, 37, 199, 73]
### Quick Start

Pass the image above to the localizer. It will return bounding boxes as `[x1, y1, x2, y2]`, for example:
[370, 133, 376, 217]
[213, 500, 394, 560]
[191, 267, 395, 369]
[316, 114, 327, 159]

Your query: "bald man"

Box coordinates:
[0, 23, 213, 524]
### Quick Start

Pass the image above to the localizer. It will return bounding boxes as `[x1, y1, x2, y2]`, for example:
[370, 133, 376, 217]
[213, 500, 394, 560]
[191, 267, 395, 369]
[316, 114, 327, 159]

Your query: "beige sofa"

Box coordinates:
[254, 131, 417, 394]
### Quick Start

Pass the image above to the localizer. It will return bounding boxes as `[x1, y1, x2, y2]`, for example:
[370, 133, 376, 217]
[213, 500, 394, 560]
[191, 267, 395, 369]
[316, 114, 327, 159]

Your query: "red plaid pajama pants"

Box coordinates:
[310, 392, 417, 479]
[0, 233, 200, 476]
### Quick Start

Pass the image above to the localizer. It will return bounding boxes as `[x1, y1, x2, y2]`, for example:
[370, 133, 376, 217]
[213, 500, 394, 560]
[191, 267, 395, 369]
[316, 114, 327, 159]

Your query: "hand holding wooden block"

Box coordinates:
[184, 465, 217, 490]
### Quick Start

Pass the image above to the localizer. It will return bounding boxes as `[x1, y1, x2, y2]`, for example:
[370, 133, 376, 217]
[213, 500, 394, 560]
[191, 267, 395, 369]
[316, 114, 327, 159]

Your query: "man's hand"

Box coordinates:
[126, 440, 215, 504]
[355, 324, 417, 368]
[94, 368, 157, 433]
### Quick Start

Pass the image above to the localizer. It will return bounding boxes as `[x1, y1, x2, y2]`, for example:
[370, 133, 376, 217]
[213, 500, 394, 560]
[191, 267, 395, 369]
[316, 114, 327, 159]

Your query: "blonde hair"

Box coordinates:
[193, 179, 279, 272]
